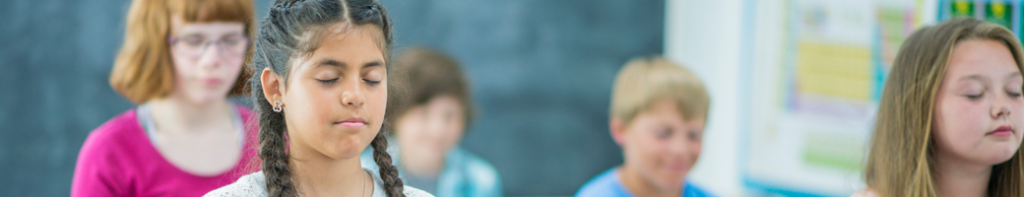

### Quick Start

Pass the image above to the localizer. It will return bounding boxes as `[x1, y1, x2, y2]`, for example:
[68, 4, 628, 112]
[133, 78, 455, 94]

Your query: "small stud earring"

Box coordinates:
[273, 101, 283, 112]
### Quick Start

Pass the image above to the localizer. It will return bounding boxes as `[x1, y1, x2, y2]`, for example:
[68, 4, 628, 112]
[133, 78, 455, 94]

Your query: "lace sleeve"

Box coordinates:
[203, 172, 268, 197]
[402, 186, 435, 197]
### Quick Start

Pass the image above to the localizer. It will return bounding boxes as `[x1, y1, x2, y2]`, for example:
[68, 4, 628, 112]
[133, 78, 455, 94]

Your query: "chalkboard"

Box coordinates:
[0, 0, 663, 195]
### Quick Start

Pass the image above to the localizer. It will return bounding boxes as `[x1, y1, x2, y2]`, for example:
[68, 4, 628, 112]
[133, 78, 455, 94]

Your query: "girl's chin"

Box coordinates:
[963, 147, 1020, 166]
[986, 150, 1020, 165]
[323, 145, 367, 160]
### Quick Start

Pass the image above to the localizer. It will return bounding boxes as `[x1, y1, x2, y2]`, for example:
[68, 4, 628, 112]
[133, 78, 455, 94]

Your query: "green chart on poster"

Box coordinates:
[942, 0, 1021, 36]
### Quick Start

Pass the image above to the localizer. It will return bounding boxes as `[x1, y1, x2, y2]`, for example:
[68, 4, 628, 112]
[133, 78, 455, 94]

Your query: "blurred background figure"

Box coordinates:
[361, 47, 502, 197]
[69, 0, 257, 196]
[575, 56, 712, 197]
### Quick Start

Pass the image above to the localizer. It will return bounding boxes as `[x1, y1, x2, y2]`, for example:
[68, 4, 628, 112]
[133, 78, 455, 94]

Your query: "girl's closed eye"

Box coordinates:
[178, 34, 206, 46]
[965, 92, 984, 99]
[220, 33, 246, 46]
[317, 78, 339, 85]
[315, 70, 340, 85]
[1006, 88, 1022, 97]
[1006, 80, 1023, 98]
[363, 69, 383, 86]
[960, 84, 985, 99]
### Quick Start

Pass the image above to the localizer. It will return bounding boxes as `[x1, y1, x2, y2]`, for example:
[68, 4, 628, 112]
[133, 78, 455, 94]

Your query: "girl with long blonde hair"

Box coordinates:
[857, 18, 1024, 197]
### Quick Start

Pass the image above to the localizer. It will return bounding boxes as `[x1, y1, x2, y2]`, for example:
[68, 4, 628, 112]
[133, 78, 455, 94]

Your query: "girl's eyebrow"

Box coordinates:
[317, 59, 346, 69]
[315, 59, 383, 70]
[363, 61, 382, 69]
[1007, 72, 1023, 79]
[959, 74, 991, 83]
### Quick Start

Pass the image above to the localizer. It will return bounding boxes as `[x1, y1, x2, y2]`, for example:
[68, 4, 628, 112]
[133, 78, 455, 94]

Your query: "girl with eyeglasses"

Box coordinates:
[71, 0, 258, 196]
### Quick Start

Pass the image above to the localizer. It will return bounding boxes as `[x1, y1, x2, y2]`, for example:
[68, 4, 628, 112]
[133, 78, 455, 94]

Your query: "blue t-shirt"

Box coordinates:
[575, 168, 714, 197]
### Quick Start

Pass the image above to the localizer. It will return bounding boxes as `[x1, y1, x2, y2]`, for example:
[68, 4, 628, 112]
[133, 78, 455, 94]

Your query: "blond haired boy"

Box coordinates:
[576, 56, 714, 197]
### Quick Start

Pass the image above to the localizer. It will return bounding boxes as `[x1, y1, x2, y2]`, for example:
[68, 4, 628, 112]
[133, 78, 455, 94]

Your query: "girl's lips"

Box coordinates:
[335, 118, 367, 129]
[988, 125, 1014, 137]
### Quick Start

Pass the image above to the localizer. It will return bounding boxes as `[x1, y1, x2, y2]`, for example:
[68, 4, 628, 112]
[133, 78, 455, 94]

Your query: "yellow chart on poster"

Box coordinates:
[795, 42, 872, 101]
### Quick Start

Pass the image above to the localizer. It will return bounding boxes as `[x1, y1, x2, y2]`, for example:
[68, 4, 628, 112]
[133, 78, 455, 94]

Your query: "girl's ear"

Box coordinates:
[610, 117, 627, 147]
[261, 68, 285, 104]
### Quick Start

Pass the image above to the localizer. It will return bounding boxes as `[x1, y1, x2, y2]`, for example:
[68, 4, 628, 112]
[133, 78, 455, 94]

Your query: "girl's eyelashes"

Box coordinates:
[312, 68, 384, 87]
[317, 78, 339, 85]
[1007, 90, 1022, 97]
[179, 35, 205, 46]
[314, 77, 379, 86]
[965, 93, 984, 99]
[364, 79, 381, 86]
[1007, 82, 1023, 98]
[313, 69, 340, 86]
[363, 70, 384, 86]
[961, 86, 985, 100]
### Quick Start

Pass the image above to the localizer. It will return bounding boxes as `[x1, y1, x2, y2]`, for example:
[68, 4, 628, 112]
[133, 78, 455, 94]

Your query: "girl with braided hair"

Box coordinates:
[205, 0, 431, 196]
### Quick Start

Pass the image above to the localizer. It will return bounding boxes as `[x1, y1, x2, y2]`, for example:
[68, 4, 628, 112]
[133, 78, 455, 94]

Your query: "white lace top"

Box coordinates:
[204, 168, 434, 197]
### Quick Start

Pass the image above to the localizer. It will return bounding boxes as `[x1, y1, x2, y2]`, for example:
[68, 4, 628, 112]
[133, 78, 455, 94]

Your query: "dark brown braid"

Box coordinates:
[250, 0, 399, 196]
[371, 130, 405, 197]
[254, 80, 296, 196]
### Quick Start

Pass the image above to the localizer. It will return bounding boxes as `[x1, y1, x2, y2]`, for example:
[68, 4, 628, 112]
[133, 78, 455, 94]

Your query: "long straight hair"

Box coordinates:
[864, 17, 1024, 197]
[249, 0, 403, 196]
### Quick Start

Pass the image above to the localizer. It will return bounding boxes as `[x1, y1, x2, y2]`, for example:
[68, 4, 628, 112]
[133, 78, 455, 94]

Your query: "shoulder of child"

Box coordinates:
[850, 188, 878, 197]
[574, 169, 623, 197]
[86, 109, 142, 143]
[402, 186, 435, 197]
[683, 182, 715, 197]
[72, 109, 147, 196]
[75, 109, 144, 172]
[457, 148, 501, 184]
[203, 171, 268, 197]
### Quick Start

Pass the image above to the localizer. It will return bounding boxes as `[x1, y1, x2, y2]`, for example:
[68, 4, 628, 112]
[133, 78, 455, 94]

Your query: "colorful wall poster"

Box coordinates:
[744, 0, 923, 196]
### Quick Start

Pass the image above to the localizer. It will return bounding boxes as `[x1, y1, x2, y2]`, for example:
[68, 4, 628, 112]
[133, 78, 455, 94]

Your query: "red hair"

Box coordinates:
[110, 0, 255, 104]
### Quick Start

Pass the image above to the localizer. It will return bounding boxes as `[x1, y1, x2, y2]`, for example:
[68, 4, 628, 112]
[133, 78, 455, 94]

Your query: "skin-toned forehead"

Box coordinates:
[287, 23, 387, 75]
[169, 16, 246, 34]
[627, 99, 706, 129]
[946, 39, 1023, 81]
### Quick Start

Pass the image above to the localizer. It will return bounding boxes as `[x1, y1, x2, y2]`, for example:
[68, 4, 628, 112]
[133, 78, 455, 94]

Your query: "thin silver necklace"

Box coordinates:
[294, 171, 367, 197]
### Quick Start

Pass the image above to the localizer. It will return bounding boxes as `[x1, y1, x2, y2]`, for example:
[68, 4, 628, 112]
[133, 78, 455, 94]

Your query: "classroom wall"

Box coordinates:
[664, 0, 746, 196]
[385, 0, 665, 195]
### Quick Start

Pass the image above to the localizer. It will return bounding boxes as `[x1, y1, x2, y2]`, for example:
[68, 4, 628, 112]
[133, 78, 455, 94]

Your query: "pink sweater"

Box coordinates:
[71, 106, 260, 197]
